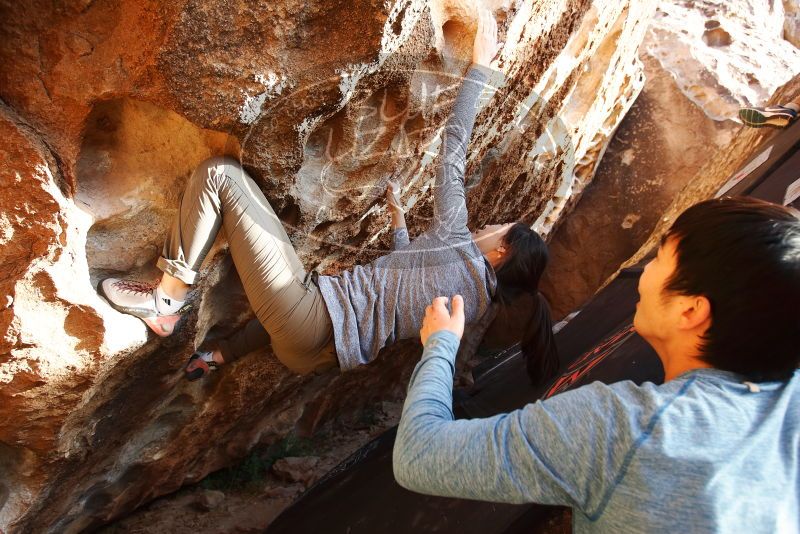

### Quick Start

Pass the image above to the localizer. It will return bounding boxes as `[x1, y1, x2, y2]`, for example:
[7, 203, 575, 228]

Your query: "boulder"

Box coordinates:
[271, 456, 321, 487]
[643, 0, 800, 120]
[540, 53, 737, 319]
[619, 71, 800, 272]
[0, 0, 659, 532]
[541, 0, 800, 319]
[193, 489, 226, 512]
[783, 0, 800, 48]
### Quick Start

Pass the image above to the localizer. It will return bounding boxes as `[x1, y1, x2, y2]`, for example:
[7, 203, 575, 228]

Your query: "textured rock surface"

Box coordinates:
[786, 0, 800, 48]
[618, 72, 800, 273]
[540, 54, 737, 319]
[99, 401, 402, 533]
[541, 0, 799, 319]
[0, 0, 658, 532]
[644, 0, 800, 121]
[271, 456, 321, 487]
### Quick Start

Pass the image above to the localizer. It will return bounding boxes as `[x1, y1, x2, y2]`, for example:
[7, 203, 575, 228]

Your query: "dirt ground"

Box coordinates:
[100, 401, 404, 534]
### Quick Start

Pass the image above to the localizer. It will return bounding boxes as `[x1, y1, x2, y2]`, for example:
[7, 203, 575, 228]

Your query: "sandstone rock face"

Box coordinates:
[541, 0, 799, 319]
[782, 0, 800, 48]
[619, 72, 800, 273]
[0, 0, 658, 532]
[644, 0, 800, 121]
[540, 54, 738, 319]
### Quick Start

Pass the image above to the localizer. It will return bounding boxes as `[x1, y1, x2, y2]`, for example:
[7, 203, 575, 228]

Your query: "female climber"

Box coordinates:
[98, 9, 559, 385]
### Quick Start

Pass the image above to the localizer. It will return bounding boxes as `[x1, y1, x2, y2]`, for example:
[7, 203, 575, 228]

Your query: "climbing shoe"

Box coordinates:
[185, 351, 217, 381]
[98, 278, 187, 337]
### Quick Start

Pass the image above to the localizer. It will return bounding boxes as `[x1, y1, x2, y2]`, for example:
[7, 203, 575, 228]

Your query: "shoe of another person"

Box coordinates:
[98, 278, 185, 337]
[738, 105, 798, 128]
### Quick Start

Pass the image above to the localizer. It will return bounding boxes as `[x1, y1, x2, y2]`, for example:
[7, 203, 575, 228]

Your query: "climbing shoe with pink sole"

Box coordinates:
[98, 278, 187, 337]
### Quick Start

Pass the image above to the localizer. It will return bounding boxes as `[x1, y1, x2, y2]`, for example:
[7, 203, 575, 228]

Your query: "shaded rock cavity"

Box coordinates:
[76, 98, 241, 284]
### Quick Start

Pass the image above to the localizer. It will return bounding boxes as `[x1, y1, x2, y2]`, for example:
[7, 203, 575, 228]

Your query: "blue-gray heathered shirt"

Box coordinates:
[394, 331, 800, 533]
[318, 66, 497, 371]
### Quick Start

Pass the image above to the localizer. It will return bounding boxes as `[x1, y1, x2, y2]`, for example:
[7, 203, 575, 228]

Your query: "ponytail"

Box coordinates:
[490, 223, 559, 386]
[522, 293, 558, 386]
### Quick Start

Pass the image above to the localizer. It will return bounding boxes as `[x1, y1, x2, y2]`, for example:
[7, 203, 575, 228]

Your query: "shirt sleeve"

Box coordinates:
[392, 330, 644, 515]
[392, 227, 411, 250]
[428, 65, 489, 241]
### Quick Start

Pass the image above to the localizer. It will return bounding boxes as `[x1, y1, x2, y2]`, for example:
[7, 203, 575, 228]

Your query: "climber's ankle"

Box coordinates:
[159, 273, 190, 301]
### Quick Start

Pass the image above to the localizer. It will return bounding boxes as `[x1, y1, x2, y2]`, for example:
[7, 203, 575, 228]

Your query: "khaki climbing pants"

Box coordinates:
[157, 157, 338, 374]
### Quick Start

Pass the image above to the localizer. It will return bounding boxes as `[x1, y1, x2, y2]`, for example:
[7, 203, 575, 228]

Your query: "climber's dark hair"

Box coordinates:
[492, 222, 559, 386]
[662, 197, 800, 381]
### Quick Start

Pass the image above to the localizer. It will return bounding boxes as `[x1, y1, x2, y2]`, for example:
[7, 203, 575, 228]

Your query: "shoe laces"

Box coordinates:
[113, 280, 156, 297]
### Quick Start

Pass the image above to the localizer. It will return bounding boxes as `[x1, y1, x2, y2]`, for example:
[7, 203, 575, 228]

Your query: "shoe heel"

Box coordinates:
[185, 353, 210, 381]
[185, 367, 206, 381]
[143, 314, 180, 337]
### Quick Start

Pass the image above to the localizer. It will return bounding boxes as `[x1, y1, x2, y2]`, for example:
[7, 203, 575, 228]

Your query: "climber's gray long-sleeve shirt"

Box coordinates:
[318, 66, 497, 371]
[394, 330, 800, 533]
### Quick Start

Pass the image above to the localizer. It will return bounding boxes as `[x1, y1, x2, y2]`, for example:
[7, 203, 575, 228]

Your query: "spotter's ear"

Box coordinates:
[678, 294, 712, 331]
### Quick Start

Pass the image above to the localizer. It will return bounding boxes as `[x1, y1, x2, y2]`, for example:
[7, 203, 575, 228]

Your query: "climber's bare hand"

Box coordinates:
[386, 180, 404, 214]
[420, 295, 465, 346]
[472, 9, 502, 68]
